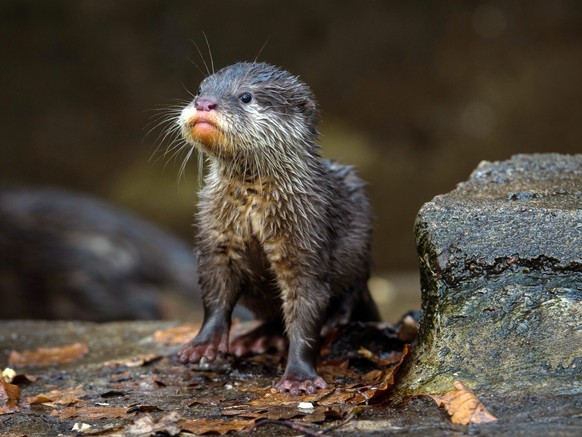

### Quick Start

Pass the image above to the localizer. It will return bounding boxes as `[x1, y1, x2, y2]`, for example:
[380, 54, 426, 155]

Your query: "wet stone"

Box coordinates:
[397, 153, 582, 396]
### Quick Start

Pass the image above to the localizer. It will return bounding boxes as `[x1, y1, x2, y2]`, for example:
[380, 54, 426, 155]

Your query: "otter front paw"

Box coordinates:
[275, 374, 328, 396]
[177, 337, 228, 364]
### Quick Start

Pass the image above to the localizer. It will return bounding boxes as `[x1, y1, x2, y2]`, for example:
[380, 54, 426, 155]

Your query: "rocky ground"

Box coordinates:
[1, 154, 581, 436]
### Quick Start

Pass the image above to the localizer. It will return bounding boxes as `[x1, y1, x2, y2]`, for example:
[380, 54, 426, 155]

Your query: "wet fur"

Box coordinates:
[177, 62, 379, 394]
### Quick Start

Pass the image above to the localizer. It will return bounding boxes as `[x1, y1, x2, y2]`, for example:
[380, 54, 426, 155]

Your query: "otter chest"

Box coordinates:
[223, 182, 274, 241]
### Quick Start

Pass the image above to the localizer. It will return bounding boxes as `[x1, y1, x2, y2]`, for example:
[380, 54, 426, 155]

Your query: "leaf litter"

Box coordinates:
[1, 319, 416, 435]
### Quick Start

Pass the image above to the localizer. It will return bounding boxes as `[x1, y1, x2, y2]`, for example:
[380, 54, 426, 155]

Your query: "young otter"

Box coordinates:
[177, 62, 380, 395]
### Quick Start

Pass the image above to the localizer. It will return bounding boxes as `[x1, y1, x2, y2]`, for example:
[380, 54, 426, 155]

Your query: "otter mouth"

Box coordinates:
[183, 111, 222, 149]
[189, 112, 218, 132]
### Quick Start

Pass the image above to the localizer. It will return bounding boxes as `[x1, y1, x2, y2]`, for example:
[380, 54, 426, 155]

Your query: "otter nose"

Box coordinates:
[195, 98, 217, 112]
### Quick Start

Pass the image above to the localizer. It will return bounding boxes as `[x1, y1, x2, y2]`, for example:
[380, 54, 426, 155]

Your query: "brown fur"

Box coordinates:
[176, 62, 380, 395]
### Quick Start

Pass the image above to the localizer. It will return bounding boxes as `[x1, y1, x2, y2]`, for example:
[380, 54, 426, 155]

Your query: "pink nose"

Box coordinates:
[195, 98, 217, 112]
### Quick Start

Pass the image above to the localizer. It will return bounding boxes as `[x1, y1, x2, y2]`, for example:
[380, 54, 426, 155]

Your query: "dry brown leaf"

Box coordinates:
[429, 380, 497, 425]
[103, 353, 162, 368]
[222, 386, 360, 424]
[153, 323, 200, 345]
[358, 347, 405, 367]
[27, 385, 86, 407]
[370, 351, 406, 367]
[220, 405, 265, 418]
[238, 344, 409, 410]
[179, 417, 255, 435]
[352, 344, 410, 401]
[0, 378, 22, 414]
[8, 342, 89, 367]
[318, 361, 359, 380]
[315, 388, 361, 406]
[51, 405, 128, 420]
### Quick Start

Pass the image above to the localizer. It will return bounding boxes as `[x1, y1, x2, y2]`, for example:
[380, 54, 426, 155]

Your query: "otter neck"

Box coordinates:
[208, 144, 320, 185]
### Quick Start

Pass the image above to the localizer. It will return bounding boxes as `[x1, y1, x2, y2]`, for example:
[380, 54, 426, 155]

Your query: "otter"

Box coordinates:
[176, 62, 380, 395]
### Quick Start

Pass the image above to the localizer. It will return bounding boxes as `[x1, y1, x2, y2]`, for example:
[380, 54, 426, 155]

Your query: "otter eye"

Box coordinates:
[239, 92, 253, 104]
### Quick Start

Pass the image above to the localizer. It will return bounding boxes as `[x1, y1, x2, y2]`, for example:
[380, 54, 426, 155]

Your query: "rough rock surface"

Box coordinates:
[397, 154, 582, 395]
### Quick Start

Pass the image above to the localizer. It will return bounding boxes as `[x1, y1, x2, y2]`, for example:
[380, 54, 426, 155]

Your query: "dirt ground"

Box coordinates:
[1, 320, 580, 436]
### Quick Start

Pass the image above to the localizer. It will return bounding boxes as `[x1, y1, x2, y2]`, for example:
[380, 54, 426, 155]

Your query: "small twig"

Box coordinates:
[249, 418, 331, 436]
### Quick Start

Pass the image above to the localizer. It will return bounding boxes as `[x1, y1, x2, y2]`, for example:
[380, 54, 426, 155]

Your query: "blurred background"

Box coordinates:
[1, 0, 581, 321]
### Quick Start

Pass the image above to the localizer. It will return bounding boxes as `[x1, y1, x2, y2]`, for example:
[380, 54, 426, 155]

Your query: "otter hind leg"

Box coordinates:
[351, 285, 381, 322]
[230, 319, 287, 356]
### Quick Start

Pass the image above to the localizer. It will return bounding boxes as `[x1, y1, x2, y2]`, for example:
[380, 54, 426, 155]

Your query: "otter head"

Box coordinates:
[179, 62, 319, 164]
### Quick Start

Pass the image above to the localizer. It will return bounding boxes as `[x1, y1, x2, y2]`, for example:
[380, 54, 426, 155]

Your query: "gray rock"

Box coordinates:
[397, 154, 582, 396]
[0, 187, 203, 321]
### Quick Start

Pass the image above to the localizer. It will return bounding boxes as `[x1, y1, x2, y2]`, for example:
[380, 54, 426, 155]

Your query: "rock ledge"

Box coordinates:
[397, 153, 582, 396]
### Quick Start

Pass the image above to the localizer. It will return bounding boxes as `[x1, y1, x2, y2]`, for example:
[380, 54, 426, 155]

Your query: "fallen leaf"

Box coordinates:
[51, 405, 128, 420]
[352, 344, 410, 401]
[315, 388, 361, 405]
[103, 353, 162, 368]
[428, 380, 497, 425]
[318, 361, 359, 380]
[0, 378, 22, 414]
[179, 417, 255, 435]
[357, 349, 404, 367]
[8, 343, 89, 367]
[27, 385, 86, 407]
[28, 395, 53, 405]
[153, 323, 200, 345]
[220, 405, 265, 418]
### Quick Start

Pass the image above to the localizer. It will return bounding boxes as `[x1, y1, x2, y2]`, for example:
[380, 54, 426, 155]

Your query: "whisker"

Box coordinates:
[164, 142, 190, 169]
[144, 114, 180, 148]
[178, 145, 194, 182]
[254, 36, 271, 63]
[150, 129, 183, 164]
[186, 55, 207, 77]
[197, 151, 205, 186]
[182, 83, 196, 99]
[191, 39, 210, 77]
[202, 32, 215, 74]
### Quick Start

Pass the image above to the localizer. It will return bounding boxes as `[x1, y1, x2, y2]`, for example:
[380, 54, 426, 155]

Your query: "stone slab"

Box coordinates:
[397, 154, 582, 396]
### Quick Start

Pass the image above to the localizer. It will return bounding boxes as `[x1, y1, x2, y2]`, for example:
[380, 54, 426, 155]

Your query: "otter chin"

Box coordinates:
[180, 107, 222, 153]
[176, 62, 380, 396]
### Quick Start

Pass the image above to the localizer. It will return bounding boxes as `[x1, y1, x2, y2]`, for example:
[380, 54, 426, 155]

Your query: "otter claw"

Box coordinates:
[276, 376, 327, 396]
[177, 340, 225, 364]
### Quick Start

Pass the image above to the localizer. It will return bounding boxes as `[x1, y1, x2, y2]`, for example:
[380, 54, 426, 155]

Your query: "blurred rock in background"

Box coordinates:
[2, 1, 581, 320]
[0, 187, 202, 321]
